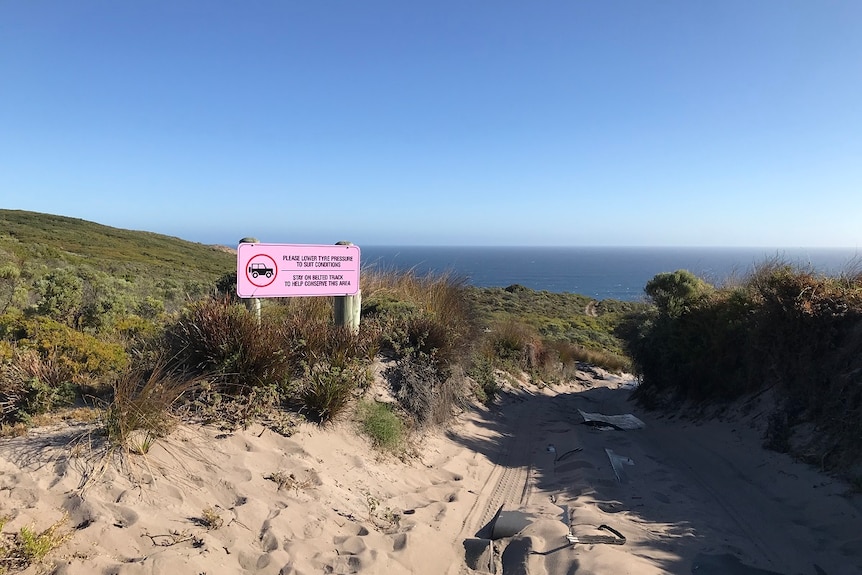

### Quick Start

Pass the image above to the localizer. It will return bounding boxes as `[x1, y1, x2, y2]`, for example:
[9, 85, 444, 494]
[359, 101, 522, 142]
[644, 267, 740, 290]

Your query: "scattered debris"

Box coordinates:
[566, 524, 626, 546]
[579, 410, 645, 430]
[605, 449, 635, 483]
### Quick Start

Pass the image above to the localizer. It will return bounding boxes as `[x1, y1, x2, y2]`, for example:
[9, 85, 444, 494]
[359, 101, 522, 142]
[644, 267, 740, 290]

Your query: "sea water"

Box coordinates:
[358, 246, 861, 302]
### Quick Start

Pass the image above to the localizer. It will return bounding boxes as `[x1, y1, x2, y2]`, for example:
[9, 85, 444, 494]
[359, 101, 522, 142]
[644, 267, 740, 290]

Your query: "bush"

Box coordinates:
[0, 348, 76, 424]
[644, 269, 712, 318]
[299, 360, 364, 423]
[101, 364, 197, 453]
[467, 354, 499, 403]
[620, 262, 862, 479]
[161, 297, 292, 391]
[483, 319, 538, 372]
[357, 400, 404, 451]
[15, 316, 128, 377]
[387, 354, 464, 427]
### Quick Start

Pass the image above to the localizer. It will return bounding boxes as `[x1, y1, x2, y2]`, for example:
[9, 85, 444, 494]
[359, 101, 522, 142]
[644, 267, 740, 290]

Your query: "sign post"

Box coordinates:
[238, 237, 261, 324]
[333, 241, 361, 333]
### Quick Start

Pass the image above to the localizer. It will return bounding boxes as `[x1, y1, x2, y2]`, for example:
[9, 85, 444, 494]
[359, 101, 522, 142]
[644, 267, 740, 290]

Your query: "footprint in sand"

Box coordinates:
[238, 550, 271, 571]
[392, 532, 408, 551]
[427, 501, 447, 522]
[259, 528, 279, 552]
[63, 494, 99, 529]
[232, 466, 254, 482]
[335, 535, 367, 555]
[303, 518, 325, 539]
[106, 503, 139, 528]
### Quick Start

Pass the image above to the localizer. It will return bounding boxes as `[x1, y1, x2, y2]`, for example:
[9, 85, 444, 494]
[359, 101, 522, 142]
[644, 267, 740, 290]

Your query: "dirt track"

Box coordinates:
[448, 373, 862, 575]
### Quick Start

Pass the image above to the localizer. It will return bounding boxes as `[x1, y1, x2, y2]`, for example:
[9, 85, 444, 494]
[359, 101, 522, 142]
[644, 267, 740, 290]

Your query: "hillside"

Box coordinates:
[0, 209, 235, 283]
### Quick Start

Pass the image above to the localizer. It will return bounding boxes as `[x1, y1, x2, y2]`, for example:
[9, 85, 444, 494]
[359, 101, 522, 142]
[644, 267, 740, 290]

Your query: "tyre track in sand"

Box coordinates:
[457, 392, 538, 543]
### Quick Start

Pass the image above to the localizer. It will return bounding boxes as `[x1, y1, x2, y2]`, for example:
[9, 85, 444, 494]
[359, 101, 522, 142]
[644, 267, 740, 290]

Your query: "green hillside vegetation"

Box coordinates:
[617, 264, 862, 486]
[3, 210, 859, 488]
[0, 210, 634, 463]
[1, 209, 234, 278]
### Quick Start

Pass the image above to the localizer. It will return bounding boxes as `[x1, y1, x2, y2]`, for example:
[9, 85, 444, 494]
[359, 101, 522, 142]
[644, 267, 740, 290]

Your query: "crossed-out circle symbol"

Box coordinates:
[245, 254, 277, 288]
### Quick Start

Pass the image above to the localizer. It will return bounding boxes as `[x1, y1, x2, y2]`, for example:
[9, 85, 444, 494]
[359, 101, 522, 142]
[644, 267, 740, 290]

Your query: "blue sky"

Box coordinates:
[2, 1, 860, 247]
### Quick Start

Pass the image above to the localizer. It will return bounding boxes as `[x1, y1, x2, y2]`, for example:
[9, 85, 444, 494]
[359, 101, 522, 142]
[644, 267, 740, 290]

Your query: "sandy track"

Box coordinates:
[2, 370, 861, 575]
[446, 374, 862, 575]
[467, 397, 536, 535]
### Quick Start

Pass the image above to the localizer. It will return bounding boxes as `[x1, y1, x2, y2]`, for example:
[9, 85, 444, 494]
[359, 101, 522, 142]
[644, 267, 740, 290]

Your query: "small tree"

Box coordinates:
[35, 269, 83, 327]
[644, 270, 712, 317]
[0, 263, 23, 314]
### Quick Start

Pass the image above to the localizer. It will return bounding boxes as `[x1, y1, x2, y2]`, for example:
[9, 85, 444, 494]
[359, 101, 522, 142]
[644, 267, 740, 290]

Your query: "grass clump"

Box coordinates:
[199, 507, 224, 531]
[357, 399, 404, 451]
[299, 360, 365, 423]
[160, 297, 293, 391]
[0, 348, 76, 425]
[387, 354, 464, 427]
[0, 515, 71, 573]
[264, 470, 314, 494]
[361, 268, 476, 367]
[101, 364, 196, 453]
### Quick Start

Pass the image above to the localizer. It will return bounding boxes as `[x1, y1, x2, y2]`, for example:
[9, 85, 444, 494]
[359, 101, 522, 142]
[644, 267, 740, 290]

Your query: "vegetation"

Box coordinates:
[358, 399, 405, 451]
[0, 210, 645, 472]
[199, 507, 224, 531]
[0, 515, 70, 574]
[619, 261, 862, 483]
[101, 364, 196, 454]
[1, 209, 860, 511]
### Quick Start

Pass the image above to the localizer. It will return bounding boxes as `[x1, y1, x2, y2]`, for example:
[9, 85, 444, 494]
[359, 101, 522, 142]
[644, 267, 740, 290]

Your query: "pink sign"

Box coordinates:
[237, 243, 361, 298]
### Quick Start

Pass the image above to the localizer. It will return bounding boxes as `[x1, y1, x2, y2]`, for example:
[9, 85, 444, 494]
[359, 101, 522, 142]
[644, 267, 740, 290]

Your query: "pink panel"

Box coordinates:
[237, 243, 360, 298]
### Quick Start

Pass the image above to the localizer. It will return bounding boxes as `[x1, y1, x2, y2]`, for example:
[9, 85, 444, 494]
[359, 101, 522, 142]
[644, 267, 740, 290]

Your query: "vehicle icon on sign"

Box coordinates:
[248, 262, 274, 279]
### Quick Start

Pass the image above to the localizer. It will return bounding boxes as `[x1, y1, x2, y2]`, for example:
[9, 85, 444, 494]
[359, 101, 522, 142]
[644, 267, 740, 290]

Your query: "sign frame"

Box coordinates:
[237, 242, 361, 299]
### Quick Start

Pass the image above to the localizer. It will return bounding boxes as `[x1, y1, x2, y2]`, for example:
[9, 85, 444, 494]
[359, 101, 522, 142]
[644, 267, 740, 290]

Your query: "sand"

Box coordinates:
[2, 368, 861, 574]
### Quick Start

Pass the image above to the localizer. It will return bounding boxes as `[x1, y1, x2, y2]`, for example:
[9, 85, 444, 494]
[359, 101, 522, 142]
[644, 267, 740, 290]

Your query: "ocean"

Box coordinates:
[358, 246, 861, 302]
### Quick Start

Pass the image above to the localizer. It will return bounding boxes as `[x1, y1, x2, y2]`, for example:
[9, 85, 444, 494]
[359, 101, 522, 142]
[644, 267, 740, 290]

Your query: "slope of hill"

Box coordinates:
[0, 209, 235, 284]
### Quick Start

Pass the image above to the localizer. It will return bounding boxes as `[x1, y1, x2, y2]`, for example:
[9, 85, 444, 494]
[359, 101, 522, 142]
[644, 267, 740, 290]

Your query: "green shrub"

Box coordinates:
[161, 297, 292, 391]
[644, 269, 712, 318]
[467, 354, 499, 403]
[0, 515, 70, 572]
[34, 268, 83, 327]
[358, 400, 404, 450]
[299, 360, 364, 423]
[16, 316, 128, 377]
[0, 348, 76, 424]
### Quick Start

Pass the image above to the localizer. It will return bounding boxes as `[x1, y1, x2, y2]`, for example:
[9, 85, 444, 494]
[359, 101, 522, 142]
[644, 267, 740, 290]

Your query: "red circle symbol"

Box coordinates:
[245, 254, 278, 288]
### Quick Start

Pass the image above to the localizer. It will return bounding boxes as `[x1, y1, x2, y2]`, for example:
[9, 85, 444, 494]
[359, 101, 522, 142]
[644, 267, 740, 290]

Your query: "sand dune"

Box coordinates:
[2, 369, 861, 574]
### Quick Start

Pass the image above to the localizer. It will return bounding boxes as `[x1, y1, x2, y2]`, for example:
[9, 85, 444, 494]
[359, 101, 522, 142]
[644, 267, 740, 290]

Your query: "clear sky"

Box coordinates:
[1, 1, 860, 248]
